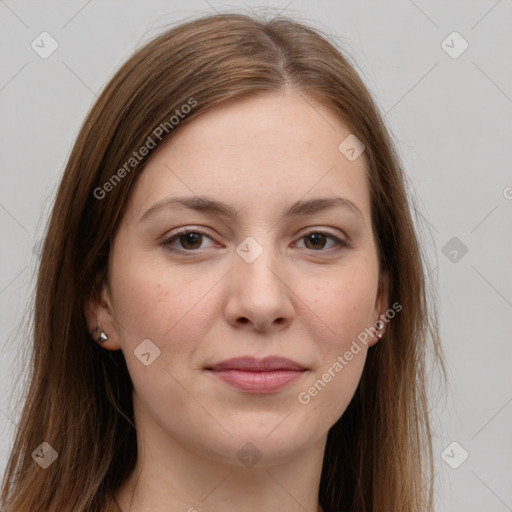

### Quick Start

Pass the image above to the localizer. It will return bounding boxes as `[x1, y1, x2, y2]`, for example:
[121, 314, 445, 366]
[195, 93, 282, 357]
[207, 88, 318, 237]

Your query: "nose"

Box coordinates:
[224, 242, 295, 332]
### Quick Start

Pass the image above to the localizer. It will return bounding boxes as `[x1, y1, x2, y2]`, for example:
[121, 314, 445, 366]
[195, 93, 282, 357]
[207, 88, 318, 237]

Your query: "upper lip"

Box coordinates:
[207, 356, 307, 372]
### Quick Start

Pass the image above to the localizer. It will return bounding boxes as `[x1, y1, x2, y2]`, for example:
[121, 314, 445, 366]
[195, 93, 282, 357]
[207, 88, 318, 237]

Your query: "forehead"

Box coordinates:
[126, 91, 371, 223]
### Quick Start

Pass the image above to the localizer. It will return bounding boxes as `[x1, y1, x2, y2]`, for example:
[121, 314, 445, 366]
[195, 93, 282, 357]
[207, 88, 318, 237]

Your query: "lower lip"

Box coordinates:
[208, 369, 305, 393]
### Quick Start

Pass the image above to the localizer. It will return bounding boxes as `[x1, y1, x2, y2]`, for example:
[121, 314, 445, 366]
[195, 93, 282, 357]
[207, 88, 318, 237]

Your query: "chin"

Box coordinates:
[209, 425, 318, 468]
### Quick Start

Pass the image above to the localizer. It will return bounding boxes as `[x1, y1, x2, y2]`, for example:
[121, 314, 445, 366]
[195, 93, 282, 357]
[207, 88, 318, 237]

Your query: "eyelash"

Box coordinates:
[161, 228, 350, 255]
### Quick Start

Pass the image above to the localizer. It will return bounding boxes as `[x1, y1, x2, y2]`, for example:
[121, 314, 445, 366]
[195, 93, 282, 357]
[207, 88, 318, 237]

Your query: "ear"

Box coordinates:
[368, 268, 390, 347]
[83, 277, 122, 351]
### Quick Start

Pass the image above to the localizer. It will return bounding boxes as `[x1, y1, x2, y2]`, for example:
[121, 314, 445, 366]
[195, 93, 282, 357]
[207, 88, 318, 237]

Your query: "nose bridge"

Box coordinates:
[234, 233, 282, 288]
[226, 232, 294, 330]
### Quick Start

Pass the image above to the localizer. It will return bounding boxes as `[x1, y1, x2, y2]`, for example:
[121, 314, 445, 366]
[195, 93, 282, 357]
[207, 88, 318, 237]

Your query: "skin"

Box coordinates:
[85, 88, 388, 512]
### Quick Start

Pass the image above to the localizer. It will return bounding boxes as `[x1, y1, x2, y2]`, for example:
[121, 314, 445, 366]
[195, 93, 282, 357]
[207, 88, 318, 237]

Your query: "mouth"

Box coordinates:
[205, 356, 308, 393]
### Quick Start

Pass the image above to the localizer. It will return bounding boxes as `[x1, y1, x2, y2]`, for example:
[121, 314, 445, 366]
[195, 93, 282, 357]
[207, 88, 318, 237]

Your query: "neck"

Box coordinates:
[114, 404, 328, 512]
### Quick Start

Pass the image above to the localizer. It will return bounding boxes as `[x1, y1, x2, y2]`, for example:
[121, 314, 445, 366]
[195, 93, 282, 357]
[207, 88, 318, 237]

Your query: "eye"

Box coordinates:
[161, 229, 217, 252]
[161, 228, 349, 255]
[294, 230, 349, 252]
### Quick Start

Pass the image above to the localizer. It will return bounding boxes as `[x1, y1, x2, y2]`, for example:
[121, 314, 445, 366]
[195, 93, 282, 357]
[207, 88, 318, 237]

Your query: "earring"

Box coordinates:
[375, 320, 385, 339]
[97, 331, 108, 343]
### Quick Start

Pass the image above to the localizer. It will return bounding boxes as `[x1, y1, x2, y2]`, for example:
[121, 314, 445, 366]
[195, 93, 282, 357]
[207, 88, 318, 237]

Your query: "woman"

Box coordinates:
[0, 12, 446, 512]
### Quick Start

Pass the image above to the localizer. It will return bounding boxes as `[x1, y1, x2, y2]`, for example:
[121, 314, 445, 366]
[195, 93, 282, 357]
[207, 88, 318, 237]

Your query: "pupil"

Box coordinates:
[182, 232, 201, 249]
[307, 233, 325, 249]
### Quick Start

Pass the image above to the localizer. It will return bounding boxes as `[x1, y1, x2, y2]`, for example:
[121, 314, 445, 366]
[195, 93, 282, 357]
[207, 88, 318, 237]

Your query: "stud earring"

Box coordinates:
[97, 331, 108, 343]
[375, 320, 385, 339]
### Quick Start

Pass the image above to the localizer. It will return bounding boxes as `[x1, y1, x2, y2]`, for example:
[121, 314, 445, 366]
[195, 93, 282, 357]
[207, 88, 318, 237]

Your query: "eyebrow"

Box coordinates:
[139, 195, 364, 223]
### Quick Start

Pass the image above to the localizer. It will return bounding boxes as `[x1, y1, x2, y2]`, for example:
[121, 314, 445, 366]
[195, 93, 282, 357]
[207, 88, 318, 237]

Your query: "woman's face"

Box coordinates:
[90, 90, 387, 466]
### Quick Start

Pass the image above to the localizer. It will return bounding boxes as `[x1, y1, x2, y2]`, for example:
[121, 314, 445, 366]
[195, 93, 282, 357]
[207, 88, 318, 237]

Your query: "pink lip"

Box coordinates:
[206, 356, 307, 393]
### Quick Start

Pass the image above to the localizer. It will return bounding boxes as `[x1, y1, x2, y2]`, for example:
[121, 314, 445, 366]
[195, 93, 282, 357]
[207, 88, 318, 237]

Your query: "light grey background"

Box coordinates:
[1, 1, 511, 510]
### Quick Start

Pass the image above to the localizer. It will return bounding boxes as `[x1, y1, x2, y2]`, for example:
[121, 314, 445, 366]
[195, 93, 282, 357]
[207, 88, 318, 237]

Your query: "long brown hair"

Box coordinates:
[1, 12, 446, 511]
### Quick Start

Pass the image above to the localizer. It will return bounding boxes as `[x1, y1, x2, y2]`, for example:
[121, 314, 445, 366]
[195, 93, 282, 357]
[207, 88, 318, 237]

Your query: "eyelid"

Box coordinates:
[161, 226, 350, 255]
[161, 227, 219, 252]
[293, 229, 350, 251]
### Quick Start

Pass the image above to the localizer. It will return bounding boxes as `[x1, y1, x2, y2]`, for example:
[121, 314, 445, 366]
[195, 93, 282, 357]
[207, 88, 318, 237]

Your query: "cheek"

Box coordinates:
[297, 262, 377, 422]
[109, 252, 226, 399]
[312, 262, 378, 347]
[108, 254, 215, 415]
[110, 250, 213, 339]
